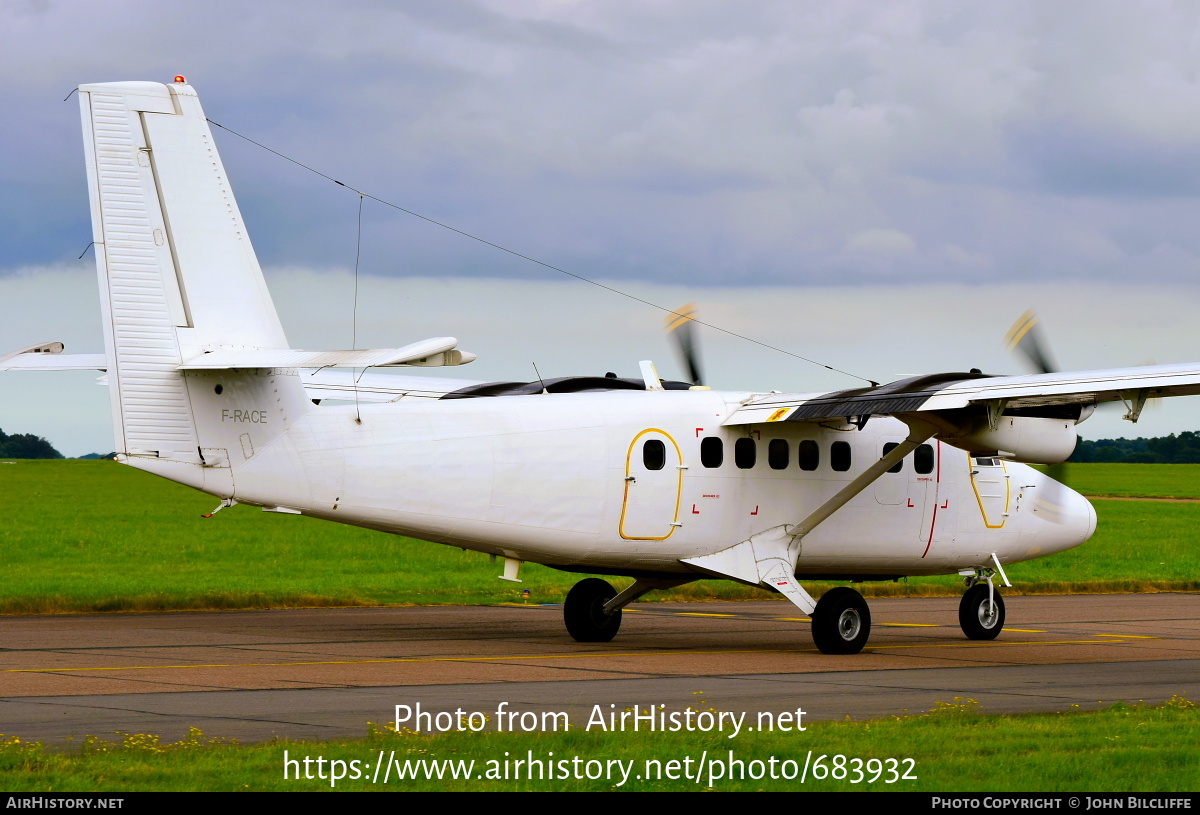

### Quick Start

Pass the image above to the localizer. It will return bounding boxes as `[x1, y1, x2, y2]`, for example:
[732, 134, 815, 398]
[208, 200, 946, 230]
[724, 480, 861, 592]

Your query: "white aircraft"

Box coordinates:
[6, 79, 1200, 654]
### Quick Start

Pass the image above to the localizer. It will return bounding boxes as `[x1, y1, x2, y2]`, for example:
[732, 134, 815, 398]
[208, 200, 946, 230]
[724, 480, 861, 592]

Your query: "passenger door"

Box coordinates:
[619, 429, 684, 540]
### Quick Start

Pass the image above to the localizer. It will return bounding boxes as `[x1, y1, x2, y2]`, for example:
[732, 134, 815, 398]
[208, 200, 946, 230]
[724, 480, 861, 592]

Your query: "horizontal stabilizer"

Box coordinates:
[179, 337, 476, 370]
[0, 342, 107, 371]
[300, 370, 485, 403]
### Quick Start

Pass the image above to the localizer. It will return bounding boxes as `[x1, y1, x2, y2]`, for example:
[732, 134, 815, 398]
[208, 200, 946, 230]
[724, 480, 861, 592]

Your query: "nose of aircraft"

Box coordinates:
[1065, 483, 1097, 546]
[1024, 468, 1097, 557]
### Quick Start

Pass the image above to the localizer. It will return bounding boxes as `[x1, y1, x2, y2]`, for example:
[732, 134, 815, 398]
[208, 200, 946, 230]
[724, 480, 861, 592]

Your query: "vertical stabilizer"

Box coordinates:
[79, 79, 296, 480]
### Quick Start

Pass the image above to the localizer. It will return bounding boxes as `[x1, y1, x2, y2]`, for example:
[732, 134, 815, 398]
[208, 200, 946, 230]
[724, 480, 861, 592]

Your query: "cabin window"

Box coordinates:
[701, 437, 723, 468]
[735, 437, 757, 469]
[643, 439, 666, 470]
[768, 439, 789, 470]
[798, 439, 819, 471]
[882, 442, 904, 473]
[831, 440, 851, 472]
[915, 443, 935, 474]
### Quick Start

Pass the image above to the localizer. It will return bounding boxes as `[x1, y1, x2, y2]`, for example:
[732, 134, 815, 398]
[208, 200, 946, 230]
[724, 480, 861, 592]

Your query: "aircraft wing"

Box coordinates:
[723, 362, 1200, 425]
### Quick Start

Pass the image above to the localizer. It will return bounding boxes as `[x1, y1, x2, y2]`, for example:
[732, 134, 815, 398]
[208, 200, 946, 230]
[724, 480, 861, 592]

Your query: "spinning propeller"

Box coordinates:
[1006, 307, 1159, 428]
[666, 304, 704, 386]
[1005, 310, 1058, 376]
[1005, 309, 1082, 485]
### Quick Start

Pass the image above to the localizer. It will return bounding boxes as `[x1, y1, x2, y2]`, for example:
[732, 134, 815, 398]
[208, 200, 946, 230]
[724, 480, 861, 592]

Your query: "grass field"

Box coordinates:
[1052, 462, 1200, 499]
[2, 697, 1196, 791]
[2, 459, 1199, 614]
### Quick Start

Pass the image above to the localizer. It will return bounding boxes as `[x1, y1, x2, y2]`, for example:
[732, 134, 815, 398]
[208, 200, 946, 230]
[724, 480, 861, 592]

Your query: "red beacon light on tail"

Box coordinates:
[174, 75, 187, 84]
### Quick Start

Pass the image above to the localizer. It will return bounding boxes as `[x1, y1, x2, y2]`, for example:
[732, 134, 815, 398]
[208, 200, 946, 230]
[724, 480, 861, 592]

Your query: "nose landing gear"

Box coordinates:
[958, 559, 1010, 640]
[959, 582, 1005, 639]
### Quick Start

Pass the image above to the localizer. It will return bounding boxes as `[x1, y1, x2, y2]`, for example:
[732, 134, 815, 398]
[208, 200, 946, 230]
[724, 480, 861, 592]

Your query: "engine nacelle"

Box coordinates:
[938, 415, 1077, 465]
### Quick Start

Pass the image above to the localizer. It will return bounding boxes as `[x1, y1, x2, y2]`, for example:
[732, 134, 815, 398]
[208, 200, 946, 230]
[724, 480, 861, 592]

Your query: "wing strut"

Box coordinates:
[682, 419, 936, 615]
[601, 576, 697, 615]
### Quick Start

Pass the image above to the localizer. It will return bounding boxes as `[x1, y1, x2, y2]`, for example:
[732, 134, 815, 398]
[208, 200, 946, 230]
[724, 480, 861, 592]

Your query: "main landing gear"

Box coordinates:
[811, 586, 871, 654]
[563, 575, 700, 643]
[563, 578, 622, 642]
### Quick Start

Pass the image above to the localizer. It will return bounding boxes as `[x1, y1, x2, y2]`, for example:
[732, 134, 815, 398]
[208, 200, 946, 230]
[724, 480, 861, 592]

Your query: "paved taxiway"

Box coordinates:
[2, 594, 1197, 745]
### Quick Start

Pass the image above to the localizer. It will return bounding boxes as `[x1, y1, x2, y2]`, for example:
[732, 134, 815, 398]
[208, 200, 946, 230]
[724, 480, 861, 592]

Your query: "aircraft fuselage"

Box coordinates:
[129, 385, 1096, 582]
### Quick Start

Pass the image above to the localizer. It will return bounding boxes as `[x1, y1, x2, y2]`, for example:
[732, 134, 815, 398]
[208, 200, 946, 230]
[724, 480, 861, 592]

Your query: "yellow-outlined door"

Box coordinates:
[969, 457, 1010, 528]
[619, 428, 684, 540]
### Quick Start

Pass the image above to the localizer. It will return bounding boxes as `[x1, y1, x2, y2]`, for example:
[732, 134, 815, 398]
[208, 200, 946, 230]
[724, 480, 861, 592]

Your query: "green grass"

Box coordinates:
[1, 697, 1196, 791]
[2, 460, 1198, 614]
[1017, 499, 1200, 590]
[0, 460, 762, 612]
[1057, 462, 1200, 499]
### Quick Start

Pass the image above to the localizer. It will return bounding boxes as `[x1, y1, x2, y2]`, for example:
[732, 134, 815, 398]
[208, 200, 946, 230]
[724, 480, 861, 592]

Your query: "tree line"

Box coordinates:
[1071, 431, 1200, 464]
[3, 426, 1200, 464]
[0, 428, 63, 459]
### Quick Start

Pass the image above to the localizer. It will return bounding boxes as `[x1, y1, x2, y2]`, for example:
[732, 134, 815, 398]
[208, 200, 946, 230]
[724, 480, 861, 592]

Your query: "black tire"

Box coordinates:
[564, 578, 622, 642]
[959, 583, 1005, 640]
[811, 587, 871, 654]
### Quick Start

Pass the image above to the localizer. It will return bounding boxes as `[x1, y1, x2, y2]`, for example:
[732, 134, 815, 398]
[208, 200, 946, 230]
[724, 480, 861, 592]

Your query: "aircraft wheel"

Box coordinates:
[564, 578, 622, 642]
[959, 584, 1005, 640]
[811, 587, 871, 654]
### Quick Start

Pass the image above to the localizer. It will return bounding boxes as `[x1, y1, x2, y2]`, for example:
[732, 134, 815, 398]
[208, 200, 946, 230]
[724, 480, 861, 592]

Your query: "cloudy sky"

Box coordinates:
[4, 0, 1200, 454]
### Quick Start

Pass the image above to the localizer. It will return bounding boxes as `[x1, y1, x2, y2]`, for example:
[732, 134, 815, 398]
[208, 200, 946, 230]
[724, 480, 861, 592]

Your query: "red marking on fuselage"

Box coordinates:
[907, 498, 915, 508]
[751, 505, 759, 516]
[692, 504, 700, 514]
[922, 440, 944, 558]
[696, 428, 704, 437]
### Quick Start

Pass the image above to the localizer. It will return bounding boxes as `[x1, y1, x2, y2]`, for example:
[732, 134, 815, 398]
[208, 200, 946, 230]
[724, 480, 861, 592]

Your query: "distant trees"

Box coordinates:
[3, 426, 1199, 463]
[1071, 431, 1200, 464]
[0, 428, 63, 459]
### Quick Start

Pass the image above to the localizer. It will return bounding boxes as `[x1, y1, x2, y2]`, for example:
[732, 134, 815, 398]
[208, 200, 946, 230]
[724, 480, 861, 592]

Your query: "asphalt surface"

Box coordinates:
[1, 593, 1197, 746]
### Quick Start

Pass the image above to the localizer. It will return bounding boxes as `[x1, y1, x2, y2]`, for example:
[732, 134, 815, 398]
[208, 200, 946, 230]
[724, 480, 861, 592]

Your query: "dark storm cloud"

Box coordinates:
[4, 0, 1200, 285]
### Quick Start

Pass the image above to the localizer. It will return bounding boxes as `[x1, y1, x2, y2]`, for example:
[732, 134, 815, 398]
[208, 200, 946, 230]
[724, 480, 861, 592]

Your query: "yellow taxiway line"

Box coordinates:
[2, 635, 1157, 675]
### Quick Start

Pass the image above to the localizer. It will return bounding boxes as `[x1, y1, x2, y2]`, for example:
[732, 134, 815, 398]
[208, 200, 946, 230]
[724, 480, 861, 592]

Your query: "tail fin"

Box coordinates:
[79, 79, 294, 480]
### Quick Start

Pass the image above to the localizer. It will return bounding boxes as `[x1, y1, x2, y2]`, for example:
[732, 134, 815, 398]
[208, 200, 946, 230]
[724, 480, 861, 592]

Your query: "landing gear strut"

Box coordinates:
[563, 578, 622, 642]
[811, 587, 872, 654]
